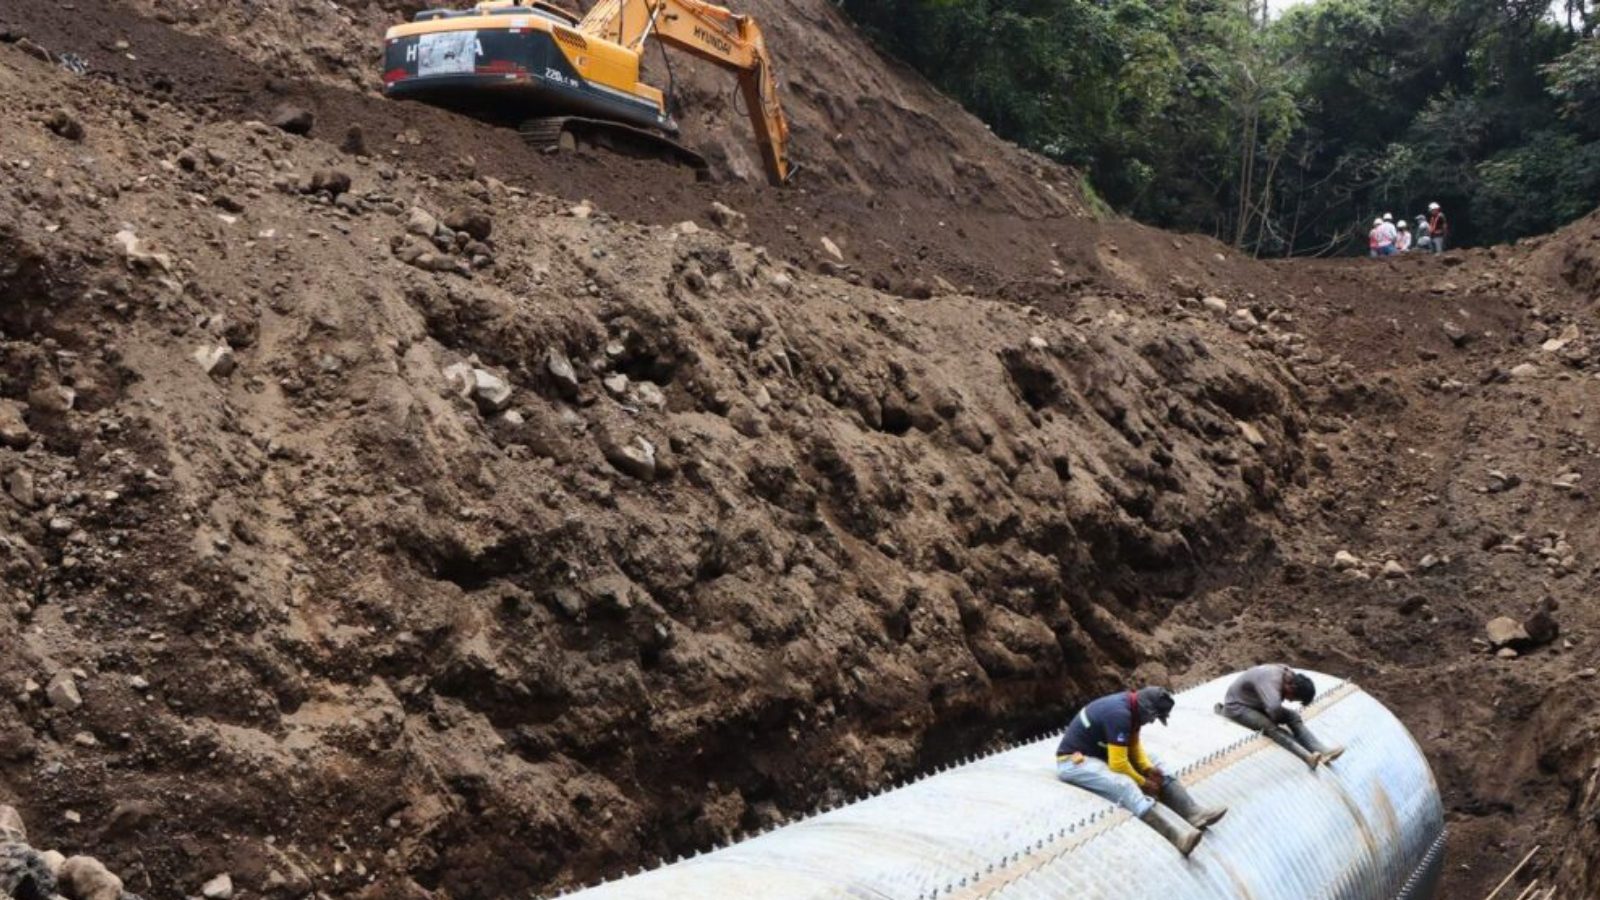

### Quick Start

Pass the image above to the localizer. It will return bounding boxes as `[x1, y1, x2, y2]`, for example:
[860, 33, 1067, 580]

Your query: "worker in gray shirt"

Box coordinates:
[1218, 665, 1345, 769]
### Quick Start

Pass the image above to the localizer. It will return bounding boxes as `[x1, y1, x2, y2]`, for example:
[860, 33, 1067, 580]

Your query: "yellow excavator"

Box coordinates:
[382, 0, 791, 184]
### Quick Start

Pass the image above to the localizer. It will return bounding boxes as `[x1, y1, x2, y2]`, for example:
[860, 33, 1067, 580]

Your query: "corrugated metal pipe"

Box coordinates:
[557, 671, 1446, 899]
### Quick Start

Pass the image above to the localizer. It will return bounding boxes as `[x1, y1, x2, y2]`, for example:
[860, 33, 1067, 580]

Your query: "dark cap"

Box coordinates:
[1136, 686, 1176, 725]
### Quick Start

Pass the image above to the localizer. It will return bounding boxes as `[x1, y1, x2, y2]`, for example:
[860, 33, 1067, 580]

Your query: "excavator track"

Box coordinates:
[520, 117, 710, 178]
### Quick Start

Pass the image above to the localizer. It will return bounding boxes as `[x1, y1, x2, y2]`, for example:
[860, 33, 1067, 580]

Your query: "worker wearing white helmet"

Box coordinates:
[1368, 218, 1384, 257]
[1375, 215, 1399, 256]
[1382, 212, 1393, 222]
[1395, 218, 1411, 252]
[1426, 202, 1449, 253]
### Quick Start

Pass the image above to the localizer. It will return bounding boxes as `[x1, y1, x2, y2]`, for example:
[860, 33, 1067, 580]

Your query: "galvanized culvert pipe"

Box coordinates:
[557, 671, 1445, 899]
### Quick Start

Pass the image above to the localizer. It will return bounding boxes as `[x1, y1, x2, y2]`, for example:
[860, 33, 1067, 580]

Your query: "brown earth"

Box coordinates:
[0, 2, 1598, 899]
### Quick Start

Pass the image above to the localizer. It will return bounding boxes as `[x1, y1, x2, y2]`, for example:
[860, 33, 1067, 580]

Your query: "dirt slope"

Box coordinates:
[112, 0, 1077, 209]
[0, 31, 1310, 899]
[2, 2, 1600, 899]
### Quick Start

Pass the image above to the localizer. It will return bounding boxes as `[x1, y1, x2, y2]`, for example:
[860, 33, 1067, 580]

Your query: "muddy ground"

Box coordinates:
[0, 2, 1598, 899]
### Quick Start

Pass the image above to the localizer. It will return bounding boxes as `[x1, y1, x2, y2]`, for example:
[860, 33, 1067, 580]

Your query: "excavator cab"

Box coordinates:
[383, 4, 673, 133]
[411, 2, 578, 26]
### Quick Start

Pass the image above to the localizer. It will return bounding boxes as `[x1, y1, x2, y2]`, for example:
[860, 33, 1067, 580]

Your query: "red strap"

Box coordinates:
[1127, 690, 1140, 742]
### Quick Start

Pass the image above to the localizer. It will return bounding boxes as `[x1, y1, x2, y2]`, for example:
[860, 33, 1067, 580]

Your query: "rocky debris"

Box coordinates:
[45, 108, 85, 141]
[341, 124, 368, 156]
[13, 37, 53, 63]
[1541, 324, 1580, 353]
[0, 805, 24, 842]
[1397, 595, 1427, 615]
[708, 201, 747, 236]
[100, 801, 158, 840]
[1551, 471, 1582, 491]
[391, 236, 469, 275]
[112, 230, 174, 274]
[603, 374, 629, 397]
[7, 468, 37, 508]
[1381, 560, 1408, 579]
[60, 855, 124, 900]
[443, 363, 514, 413]
[269, 104, 314, 136]
[1485, 616, 1528, 648]
[0, 845, 54, 900]
[0, 400, 31, 449]
[405, 207, 441, 238]
[1524, 601, 1561, 646]
[820, 235, 844, 261]
[445, 207, 492, 242]
[545, 347, 580, 398]
[634, 382, 666, 409]
[1332, 550, 1361, 570]
[1236, 420, 1266, 448]
[601, 432, 658, 481]
[1442, 321, 1471, 347]
[1485, 603, 1561, 653]
[1509, 362, 1540, 380]
[193, 344, 236, 378]
[306, 169, 352, 197]
[0, 806, 142, 900]
[1201, 295, 1229, 313]
[1418, 553, 1444, 572]
[569, 199, 595, 219]
[1485, 470, 1521, 493]
[200, 873, 234, 899]
[46, 671, 82, 711]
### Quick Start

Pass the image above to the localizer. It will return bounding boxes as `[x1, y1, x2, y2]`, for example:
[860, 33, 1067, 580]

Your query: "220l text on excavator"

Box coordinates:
[381, 0, 792, 185]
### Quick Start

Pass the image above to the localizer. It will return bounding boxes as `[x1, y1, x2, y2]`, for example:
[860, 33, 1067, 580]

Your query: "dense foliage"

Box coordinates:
[840, 0, 1600, 254]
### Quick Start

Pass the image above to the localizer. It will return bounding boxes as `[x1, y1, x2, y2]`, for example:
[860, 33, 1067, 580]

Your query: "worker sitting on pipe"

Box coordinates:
[1055, 686, 1227, 857]
[1217, 665, 1346, 769]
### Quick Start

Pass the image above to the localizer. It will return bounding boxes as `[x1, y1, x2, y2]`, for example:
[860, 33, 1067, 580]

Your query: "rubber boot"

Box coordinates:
[1141, 805, 1203, 857]
[1289, 720, 1345, 764]
[1263, 726, 1323, 769]
[1160, 779, 1228, 829]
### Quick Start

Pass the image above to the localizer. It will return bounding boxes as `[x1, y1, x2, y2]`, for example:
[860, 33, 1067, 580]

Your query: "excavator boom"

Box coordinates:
[579, 0, 790, 185]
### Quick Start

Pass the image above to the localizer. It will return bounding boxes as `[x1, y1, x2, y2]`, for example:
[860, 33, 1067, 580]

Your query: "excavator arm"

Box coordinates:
[579, 0, 791, 184]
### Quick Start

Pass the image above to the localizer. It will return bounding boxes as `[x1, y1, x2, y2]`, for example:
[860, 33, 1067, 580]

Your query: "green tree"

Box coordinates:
[838, 0, 1600, 254]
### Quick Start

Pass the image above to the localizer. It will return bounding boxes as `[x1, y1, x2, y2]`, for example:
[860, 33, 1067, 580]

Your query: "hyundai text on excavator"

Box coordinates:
[381, 0, 791, 185]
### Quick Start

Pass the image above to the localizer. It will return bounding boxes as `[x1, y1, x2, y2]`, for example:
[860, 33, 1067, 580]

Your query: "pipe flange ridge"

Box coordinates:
[1394, 827, 1448, 900]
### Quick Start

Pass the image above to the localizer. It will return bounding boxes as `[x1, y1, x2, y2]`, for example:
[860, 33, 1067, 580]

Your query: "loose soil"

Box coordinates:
[0, 2, 1597, 899]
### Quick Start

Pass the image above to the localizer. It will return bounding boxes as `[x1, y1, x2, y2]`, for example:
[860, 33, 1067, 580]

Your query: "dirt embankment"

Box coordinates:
[2, 2, 1600, 899]
[0, 27, 1313, 899]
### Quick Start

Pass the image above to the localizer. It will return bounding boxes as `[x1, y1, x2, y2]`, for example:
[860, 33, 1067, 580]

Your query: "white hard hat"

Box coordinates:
[1398, 220, 1408, 228]
[1373, 218, 1383, 226]
[1428, 202, 1440, 211]
[1383, 212, 1393, 221]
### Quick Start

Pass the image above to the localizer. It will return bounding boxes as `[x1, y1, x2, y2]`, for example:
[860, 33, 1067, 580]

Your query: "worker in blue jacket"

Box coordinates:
[1055, 686, 1227, 856]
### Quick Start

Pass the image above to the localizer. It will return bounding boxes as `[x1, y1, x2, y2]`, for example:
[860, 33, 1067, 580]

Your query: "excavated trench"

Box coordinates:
[2, 2, 1600, 899]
